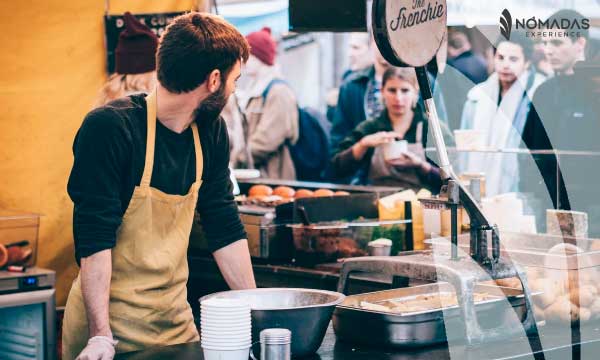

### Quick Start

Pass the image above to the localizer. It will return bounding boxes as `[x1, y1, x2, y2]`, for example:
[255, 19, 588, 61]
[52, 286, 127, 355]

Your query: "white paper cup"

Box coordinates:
[201, 338, 252, 347]
[200, 324, 252, 332]
[202, 347, 250, 360]
[201, 309, 250, 315]
[382, 140, 408, 160]
[202, 341, 252, 349]
[202, 331, 251, 339]
[201, 314, 251, 320]
[201, 298, 250, 309]
[454, 129, 484, 150]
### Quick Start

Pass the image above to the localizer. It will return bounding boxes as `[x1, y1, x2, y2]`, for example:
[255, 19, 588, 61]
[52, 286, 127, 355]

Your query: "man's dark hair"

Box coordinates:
[546, 9, 589, 41]
[448, 27, 470, 50]
[494, 31, 534, 60]
[157, 12, 250, 93]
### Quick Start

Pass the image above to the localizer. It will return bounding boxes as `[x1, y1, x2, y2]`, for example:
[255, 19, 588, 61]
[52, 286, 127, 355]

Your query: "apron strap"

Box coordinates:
[416, 121, 424, 144]
[190, 123, 203, 182]
[141, 91, 157, 188]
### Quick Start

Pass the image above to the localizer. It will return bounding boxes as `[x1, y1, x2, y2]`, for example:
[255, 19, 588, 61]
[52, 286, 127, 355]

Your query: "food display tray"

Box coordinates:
[333, 282, 530, 347]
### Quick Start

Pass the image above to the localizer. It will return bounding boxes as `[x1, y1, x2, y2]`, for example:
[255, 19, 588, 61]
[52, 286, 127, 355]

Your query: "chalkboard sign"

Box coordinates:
[104, 12, 185, 74]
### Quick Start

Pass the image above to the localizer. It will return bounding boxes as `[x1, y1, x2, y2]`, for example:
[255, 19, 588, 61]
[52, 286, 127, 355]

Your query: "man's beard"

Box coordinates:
[193, 81, 228, 123]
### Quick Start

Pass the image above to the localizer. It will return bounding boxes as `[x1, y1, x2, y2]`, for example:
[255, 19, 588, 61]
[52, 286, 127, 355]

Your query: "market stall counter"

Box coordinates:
[114, 323, 600, 360]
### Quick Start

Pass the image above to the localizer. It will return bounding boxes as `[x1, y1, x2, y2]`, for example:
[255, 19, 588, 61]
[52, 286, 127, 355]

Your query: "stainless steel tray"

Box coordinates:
[332, 282, 529, 347]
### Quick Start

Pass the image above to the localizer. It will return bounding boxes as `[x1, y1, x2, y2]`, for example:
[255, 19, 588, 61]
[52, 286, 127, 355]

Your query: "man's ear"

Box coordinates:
[207, 69, 222, 93]
[575, 37, 587, 52]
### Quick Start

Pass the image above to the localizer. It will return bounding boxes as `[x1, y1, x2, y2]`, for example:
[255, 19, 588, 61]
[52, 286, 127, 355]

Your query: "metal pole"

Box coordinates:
[414, 66, 453, 179]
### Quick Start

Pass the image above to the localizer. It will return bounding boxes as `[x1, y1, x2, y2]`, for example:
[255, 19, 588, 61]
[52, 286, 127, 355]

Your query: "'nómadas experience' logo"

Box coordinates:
[500, 9, 512, 40]
[498, 9, 589, 39]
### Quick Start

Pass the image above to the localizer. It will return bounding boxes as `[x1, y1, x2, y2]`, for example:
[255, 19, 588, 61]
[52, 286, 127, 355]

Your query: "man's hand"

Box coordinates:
[213, 239, 256, 289]
[76, 336, 118, 360]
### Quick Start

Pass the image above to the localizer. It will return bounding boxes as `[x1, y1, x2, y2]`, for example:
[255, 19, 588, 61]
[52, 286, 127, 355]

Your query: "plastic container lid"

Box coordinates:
[260, 328, 291, 345]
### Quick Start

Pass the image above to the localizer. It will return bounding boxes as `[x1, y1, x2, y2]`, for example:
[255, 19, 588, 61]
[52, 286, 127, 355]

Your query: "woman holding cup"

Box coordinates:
[331, 67, 441, 192]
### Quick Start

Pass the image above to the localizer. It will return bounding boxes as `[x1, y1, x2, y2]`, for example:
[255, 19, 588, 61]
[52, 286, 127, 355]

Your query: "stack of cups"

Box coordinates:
[260, 328, 291, 360]
[200, 298, 252, 360]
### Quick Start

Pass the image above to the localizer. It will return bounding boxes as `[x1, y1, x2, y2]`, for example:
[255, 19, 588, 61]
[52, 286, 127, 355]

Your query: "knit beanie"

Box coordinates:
[246, 27, 276, 66]
[114, 12, 159, 74]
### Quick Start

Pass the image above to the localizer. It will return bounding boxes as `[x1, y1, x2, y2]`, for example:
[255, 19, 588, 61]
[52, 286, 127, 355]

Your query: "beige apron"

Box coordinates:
[368, 122, 425, 190]
[63, 91, 202, 359]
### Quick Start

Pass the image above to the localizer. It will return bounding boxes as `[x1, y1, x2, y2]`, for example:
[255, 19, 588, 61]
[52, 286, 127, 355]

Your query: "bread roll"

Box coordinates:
[295, 189, 314, 199]
[313, 189, 335, 197]
[535, 278, 559, 309]
[590, 299, 600, 319]
[273, 186, 295, 198]
[573, 285, 596, 307]
[580, 307, 592, 323]
[249, 185, 273, 197]
[545, 295, 572, 322]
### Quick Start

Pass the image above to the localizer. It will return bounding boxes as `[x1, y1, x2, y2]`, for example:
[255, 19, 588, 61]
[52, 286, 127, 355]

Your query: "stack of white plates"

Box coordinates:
[200, 298, 252, 360]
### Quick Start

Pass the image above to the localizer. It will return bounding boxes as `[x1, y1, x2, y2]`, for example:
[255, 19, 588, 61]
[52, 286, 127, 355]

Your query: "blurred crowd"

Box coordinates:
[100, 9, 600, 233]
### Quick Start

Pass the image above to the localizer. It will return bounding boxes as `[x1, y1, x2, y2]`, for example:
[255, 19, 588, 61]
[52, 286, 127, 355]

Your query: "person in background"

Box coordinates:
[64, 13, 256, 360]
[458, 32, 545, 197]
[221, 96, 249, 169]
[520, 9, 596, 232]
[231, 27, 299, 179]
[95, 12, 158, 107]
[531, 38, 554, 77]
[344, 32, 374, 80]
[329, 43, 390, 164]
[331, 67, 441, 191]
[447, 28, 488, 85]
[326, 33, 374, 123]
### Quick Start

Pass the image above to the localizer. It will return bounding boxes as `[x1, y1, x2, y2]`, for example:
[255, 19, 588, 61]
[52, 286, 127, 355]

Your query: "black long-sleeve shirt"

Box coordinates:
[67, 94, 246, 262]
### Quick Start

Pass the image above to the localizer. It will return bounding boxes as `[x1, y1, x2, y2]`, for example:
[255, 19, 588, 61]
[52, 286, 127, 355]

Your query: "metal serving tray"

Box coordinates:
[332, 283, 530, 347]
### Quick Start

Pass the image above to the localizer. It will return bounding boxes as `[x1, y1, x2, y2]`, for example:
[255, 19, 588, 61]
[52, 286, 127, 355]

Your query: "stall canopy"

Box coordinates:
[217, 0, 289, 35]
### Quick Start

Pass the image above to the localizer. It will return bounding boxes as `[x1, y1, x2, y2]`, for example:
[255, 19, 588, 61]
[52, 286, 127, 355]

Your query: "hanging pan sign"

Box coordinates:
[372, 0, 447, 67]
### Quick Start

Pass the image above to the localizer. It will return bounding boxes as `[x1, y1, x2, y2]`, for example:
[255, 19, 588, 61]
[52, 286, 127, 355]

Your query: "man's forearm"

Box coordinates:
[213, 239, 256, 290]
[80, 249, 113, 337]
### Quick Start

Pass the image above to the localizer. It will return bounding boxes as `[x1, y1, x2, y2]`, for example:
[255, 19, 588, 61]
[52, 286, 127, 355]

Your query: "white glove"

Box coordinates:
[76, 336, 118, 360]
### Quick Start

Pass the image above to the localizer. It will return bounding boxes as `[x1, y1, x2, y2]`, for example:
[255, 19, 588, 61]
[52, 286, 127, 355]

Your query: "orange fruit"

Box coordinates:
[334, 191, 350, 196]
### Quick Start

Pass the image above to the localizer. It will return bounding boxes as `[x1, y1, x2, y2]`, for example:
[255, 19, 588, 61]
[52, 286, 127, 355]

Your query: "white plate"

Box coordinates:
[232, 169, 261, 179]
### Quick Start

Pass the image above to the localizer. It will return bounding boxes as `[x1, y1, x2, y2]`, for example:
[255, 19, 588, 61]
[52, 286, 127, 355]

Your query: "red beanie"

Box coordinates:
[115, 12, 159, 74]
[246, 27, 276, 66]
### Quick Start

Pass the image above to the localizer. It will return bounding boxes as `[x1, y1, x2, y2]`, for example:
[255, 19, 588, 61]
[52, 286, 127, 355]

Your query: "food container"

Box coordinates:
[201, 288, 345, 357]
[0, 209, 40, 267]
[289, 223, 372, 265]
[367, 239, 392, 256]
[333, 283, 531, 347]
[427, 232, 600, 326]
